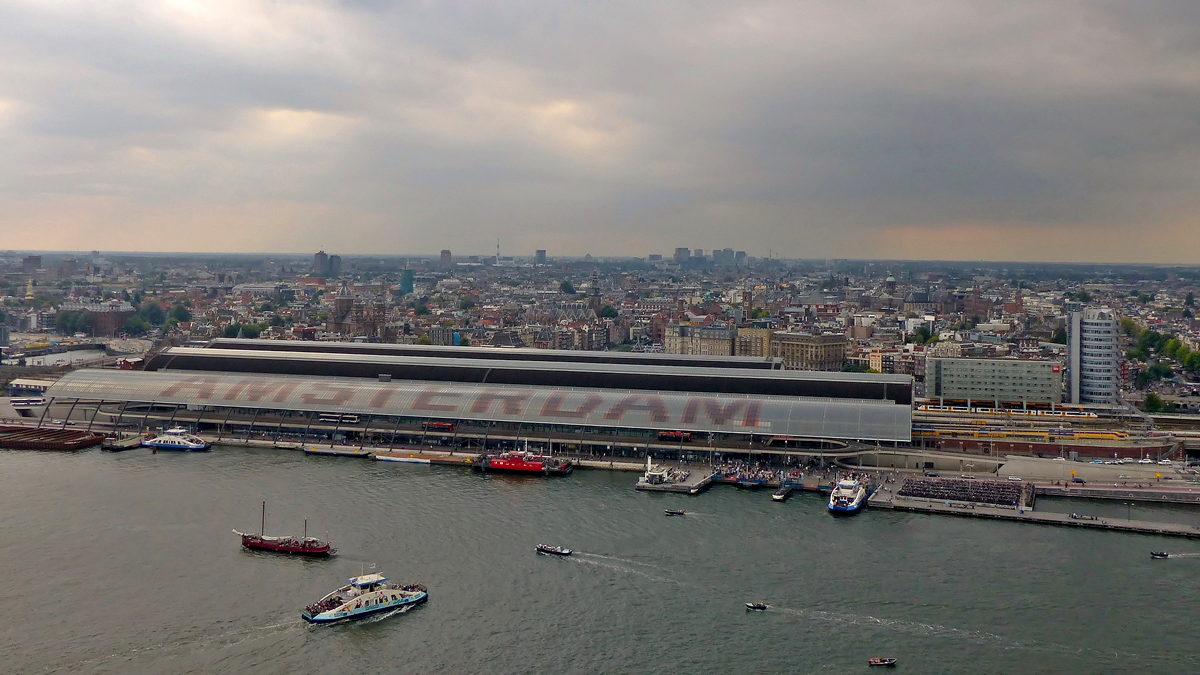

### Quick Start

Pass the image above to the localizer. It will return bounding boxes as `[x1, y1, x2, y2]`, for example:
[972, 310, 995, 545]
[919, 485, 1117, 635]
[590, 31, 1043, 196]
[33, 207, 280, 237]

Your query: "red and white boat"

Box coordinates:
[474, 450, 573, 476]
[234, 501, 335, 557]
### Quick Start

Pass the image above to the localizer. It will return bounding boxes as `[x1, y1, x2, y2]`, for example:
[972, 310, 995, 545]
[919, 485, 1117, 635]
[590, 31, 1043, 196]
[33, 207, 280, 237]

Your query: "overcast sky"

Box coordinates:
[2, 1, 1199, 262]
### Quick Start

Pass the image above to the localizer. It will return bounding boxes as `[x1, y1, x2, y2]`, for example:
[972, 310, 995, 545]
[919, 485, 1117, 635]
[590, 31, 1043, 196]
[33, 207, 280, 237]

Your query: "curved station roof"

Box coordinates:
[46, 368, 912, 442]
[146, 347, 913, 404]
[206, 338, 784, 370]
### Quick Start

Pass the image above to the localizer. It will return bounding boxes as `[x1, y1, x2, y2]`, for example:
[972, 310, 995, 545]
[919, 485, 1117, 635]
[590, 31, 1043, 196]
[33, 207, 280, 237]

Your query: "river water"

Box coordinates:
[1, 447, 1197, 673]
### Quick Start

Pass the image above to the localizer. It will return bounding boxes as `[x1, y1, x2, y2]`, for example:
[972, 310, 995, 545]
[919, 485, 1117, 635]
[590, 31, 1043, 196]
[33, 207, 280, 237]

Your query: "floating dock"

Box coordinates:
[870, 484, 1200, 539]
[635, 469, 716, 495]
[303, 446, 372, 458]
[0, 426, 104, 451]
[373, 450, 474, 466]
[101, 434, 144, 451]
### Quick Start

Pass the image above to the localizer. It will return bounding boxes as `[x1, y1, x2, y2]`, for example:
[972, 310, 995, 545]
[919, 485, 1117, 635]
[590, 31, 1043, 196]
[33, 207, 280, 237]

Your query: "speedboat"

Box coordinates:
[828, 478, 866, 514]
[141, 427, 210, 451]
[301, 572, 427, 623]
[745, 602, 768, 611]
[664, 509, 687, 516]
[536, 544, 572, 556]
[868, 657, 897, 667]
[1151, 551, 1170, 559]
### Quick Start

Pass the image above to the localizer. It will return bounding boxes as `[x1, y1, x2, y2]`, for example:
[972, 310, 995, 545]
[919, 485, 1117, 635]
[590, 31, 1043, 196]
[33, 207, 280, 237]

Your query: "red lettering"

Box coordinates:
[540, 392, 603, 418]
[222, 379, 299, 402]
[299, 383, 356, 406]
[368, 387, 399, 408]
[412, 388, 461, 412]
[471, 391, 532, 415]
[681, 398, 762, 427]
[604, 394, 669, 423]
[160, 376, 221, 399]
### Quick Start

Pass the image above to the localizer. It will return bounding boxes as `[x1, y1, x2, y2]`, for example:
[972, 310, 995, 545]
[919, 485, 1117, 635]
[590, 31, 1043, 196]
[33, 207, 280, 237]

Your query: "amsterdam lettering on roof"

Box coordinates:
[45, 369, 912, 442]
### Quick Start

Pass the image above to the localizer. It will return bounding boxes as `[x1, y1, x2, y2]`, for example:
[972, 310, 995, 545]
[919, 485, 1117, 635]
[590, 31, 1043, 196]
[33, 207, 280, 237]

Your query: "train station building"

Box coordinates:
[41, 341, 913, 462]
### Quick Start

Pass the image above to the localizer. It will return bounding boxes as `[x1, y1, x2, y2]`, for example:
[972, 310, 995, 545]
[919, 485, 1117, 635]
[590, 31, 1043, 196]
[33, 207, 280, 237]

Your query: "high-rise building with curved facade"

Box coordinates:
[1066, 303, 1118, 405]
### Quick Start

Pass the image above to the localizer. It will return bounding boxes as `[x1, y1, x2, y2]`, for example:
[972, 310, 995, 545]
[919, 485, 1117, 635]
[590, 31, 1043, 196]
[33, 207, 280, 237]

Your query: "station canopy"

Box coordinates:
[47, 369, 912, 443]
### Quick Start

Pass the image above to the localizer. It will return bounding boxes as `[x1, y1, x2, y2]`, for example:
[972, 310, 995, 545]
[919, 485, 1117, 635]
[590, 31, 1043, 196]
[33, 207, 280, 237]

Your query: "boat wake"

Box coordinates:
[771, 605, 1005, 643]
[567, 555, 683, 585]
[573, 552, 665, 569]
[769, 605, 1196, 665]
[49, 616, 302, 672]
[358, 603, 417, 624]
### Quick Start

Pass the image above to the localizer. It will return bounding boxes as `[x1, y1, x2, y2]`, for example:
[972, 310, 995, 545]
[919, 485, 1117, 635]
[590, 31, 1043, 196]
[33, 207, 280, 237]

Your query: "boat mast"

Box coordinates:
[261, 500, 266, 537]
[304, 518, 307, 540]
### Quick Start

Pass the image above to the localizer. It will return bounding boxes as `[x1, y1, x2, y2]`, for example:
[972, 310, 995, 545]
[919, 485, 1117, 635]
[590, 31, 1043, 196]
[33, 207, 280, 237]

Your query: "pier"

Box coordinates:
[869, 479, 1200, 539]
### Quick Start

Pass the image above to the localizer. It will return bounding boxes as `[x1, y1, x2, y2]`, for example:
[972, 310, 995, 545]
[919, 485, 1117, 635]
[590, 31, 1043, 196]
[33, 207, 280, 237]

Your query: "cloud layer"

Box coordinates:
[2, 0, 1199, 262]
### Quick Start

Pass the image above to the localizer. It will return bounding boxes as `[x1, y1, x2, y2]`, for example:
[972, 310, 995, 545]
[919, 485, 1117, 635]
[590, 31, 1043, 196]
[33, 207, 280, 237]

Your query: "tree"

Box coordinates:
[125, 316, 151, 335]
[1050, 328, 1067, 344]
[415, 334, 433, 345]
[459, 336, 471, 346]
[169, 303, 191, 323]
[1144, 393, 1173, 413]
[599, 304, 618, 319]
[459, 298, 476, 310]
[414, 303, 430, 316]
[137, 302, 165, 325]
[1183, 291, 1194, 307]
[911, 325, 933, 344]
[559, 280, 575, 294]
[1119, 317, 1141, 337]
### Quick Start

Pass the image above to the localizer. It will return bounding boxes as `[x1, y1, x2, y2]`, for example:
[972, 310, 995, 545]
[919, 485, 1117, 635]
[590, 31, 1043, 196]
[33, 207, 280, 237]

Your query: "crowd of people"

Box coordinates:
[897, 477, 1027, 508]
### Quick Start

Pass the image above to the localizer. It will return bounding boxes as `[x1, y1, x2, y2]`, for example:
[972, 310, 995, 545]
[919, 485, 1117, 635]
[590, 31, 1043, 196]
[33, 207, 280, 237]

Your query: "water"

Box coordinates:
[1, 447, 1198, 673]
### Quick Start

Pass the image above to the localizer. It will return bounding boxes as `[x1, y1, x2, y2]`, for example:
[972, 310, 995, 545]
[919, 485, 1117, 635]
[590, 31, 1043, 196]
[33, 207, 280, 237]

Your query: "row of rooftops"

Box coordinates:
[145, 342, 914, 404]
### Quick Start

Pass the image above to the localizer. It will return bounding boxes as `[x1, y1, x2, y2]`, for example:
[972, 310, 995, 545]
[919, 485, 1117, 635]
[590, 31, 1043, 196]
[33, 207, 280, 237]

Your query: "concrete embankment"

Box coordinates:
[870, 488, 1200, 539]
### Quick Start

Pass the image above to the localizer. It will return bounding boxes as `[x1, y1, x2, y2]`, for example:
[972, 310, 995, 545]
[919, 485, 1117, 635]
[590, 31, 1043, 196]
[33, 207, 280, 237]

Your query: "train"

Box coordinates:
[911, 424, 1128, 442]
[915, 404, 1098, 419]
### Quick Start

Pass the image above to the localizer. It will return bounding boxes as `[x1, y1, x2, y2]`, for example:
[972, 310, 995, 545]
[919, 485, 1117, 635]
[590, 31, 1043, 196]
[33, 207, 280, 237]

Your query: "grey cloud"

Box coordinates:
[2, 0, 1200, 261]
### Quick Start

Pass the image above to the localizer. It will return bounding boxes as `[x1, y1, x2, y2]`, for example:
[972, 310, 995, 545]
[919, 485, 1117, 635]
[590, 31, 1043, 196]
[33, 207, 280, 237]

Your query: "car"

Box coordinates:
[1007, 476, 1022, 481]
[1072, 477, 1087, 484]
[1159, 459, 1173, 466]
[1138, 458, 1153, 464]
[1053, 457, 1066, 461]
[1091, 460, 1104, 464]
[1119, 475, 1131, 479]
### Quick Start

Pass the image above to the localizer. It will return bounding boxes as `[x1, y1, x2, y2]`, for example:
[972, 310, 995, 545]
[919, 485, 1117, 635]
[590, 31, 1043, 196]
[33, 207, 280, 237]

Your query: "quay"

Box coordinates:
[1035, 484, 1200, 505]
[870, 479, 1200, 539]
[635, 467, 715, 494]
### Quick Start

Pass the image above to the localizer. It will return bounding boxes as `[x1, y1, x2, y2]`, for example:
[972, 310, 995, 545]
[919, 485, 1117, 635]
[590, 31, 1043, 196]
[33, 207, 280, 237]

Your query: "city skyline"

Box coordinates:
[3, 1, 1200, 263]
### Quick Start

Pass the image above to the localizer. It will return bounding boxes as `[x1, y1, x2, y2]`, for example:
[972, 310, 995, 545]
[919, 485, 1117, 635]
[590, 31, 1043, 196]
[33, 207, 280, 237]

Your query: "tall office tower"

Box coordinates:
[313, 250, 328, 276]
[326, 254, 343, 277]
[1066, 303, 1118, 405]
[440, 249, 453, 267]
[673, 248, 690, 263]
[400, 269, 415, 295]
[535, 250, 547, 265]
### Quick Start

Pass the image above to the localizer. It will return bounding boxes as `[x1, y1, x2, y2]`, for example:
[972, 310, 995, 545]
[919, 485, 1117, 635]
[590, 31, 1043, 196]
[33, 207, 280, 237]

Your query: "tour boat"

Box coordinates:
[535, 544, 572, 556]
[141, 427, 210, 451]
[664, 509, 687, 516]
[234, 501, 335, 557]
[476, 450, 573, 476]
[745, 602, 768, 611]
[828, 478, 866, 514]
[868, 657, 898, 667]
[301, 572, 427, 624]
[1151, 551, 1170, 559]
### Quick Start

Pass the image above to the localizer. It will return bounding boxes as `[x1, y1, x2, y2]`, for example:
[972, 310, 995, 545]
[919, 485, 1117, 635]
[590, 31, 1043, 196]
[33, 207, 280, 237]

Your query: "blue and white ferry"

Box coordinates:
[141, 427, 211, 451]
[828, 478, 867, 514]
[301, 573, 428, 624]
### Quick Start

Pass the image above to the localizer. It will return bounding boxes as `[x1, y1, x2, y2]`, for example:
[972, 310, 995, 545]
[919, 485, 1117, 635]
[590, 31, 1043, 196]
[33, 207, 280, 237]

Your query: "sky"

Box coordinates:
[2, 0, 1199, 263]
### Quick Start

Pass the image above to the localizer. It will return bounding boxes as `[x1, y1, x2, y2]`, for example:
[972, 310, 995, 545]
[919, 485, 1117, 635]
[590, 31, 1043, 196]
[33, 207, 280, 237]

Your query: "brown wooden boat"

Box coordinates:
[234, 502, 335, 557]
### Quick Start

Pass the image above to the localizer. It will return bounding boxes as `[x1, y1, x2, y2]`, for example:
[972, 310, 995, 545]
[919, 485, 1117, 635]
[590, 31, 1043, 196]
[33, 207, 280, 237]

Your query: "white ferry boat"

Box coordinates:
[301, 573, 428, 624]
[141, 427, 211, 451]
[827, 478, 866, 514]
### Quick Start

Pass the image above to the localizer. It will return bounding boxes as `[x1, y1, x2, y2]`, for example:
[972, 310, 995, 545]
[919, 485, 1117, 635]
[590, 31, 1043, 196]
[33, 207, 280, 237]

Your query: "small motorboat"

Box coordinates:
[745, 602, 768, 611]
[664, 509, 687, 516]
[868, 657, 898, 667]
[535, 544, 572, 556]
[1151, 551, 1170, 559]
